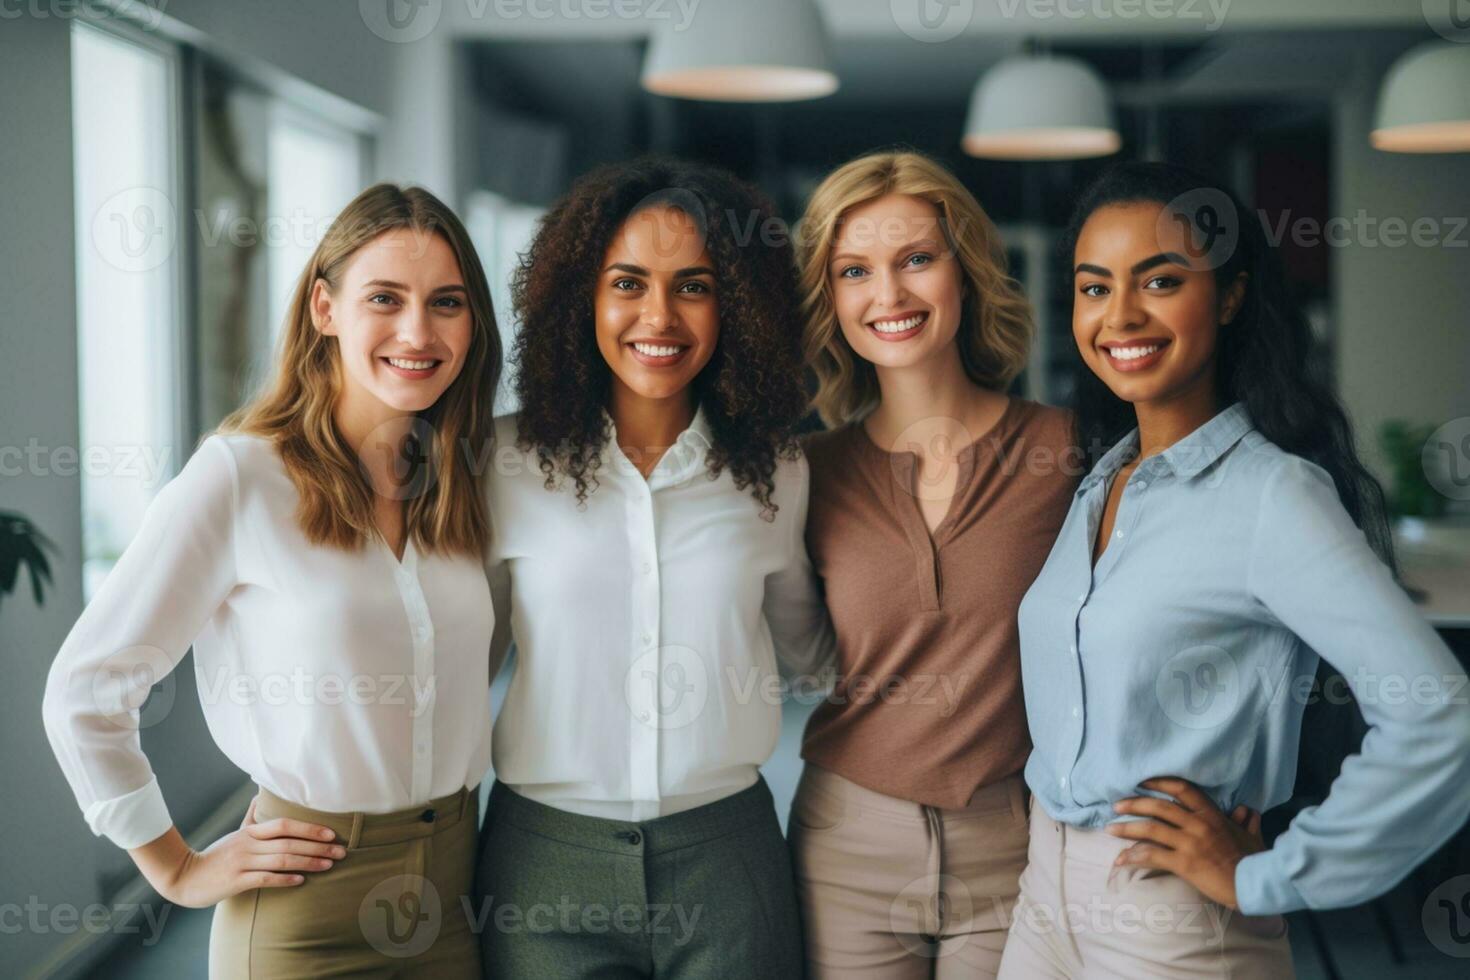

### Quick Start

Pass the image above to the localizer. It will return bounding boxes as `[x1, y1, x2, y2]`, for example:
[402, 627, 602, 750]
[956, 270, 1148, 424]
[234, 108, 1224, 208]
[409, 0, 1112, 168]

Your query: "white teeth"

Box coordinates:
[1108, 344, 1162, 361]
[871, 313, 926, 333]
[387, 357, 437, 370]
[632, 343, 685, 357]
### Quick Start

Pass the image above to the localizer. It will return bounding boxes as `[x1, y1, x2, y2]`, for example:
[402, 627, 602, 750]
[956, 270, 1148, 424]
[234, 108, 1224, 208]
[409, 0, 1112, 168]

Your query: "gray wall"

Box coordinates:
[0, 5, 407, 977]
[1333, 48, 1470, 480]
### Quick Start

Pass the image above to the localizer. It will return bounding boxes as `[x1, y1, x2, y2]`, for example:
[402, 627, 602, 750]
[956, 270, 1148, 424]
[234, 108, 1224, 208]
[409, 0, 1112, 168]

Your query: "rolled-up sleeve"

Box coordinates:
[1235, 454, 1470, 914]
[41, 436, 239, 849]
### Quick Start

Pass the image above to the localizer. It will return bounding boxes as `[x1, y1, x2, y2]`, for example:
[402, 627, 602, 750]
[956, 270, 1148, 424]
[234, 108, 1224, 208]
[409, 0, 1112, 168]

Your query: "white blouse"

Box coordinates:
[484, 407, 835, 821]
[42, 433, 495, 849]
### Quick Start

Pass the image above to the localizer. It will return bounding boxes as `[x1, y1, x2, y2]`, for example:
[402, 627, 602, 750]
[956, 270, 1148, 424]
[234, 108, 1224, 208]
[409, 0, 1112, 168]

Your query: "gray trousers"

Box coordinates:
[474, 776, 803, 978]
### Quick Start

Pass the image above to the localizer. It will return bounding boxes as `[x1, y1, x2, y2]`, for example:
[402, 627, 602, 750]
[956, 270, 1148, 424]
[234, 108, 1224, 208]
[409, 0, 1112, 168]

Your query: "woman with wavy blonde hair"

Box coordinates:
[44, 183, 501, 977]
[789, 150, 1080, 977]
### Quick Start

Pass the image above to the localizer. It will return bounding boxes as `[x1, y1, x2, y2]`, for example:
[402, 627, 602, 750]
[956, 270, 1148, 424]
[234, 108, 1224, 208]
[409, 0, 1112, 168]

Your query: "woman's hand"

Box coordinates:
[128, 794, 345, 908]
[1106, 777, 1266, 909]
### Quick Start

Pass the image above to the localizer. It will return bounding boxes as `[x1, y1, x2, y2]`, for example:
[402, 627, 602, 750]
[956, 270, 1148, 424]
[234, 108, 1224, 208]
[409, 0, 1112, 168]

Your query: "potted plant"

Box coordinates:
[0, 510, 55, 615]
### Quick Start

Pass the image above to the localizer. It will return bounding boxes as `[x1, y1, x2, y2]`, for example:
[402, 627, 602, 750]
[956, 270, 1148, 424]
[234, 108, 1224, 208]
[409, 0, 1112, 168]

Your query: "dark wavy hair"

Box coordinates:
[510, 156, 807, 518]
[1060, 161, 1397, 575]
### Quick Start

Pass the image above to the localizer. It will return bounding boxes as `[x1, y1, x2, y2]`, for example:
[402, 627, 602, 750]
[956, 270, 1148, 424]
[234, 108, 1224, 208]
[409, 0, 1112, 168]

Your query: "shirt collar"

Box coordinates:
[1078, 401, 1253, 493]
[599, 402, 713, 485]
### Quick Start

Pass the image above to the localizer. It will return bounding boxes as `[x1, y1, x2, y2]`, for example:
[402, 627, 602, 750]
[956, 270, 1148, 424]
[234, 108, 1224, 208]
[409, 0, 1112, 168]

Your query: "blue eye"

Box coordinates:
[906, 252, 933, 267]
[839, 266, 866, 279]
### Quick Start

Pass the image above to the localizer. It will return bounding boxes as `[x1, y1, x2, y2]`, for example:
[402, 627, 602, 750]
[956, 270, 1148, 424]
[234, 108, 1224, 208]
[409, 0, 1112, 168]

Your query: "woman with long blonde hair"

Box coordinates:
[44, 183, 501, 977]
[789, 150, 1078, 977]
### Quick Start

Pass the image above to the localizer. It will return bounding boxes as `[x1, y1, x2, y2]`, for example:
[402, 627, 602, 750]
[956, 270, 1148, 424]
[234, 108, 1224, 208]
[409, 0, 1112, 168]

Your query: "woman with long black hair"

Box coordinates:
[998, 161, 1470, 977]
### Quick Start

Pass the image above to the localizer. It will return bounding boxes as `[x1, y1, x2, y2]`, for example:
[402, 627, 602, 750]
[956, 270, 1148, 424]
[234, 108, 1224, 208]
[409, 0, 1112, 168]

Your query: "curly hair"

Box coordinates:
[510, 156, 807, 519]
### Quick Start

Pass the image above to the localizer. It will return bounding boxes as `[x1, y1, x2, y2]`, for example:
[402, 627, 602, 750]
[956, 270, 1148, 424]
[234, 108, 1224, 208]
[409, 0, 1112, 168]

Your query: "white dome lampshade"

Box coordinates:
[641, 0, 838, 103]
[1372, 43, 1470, 153]
[962, 55, 1120, 160]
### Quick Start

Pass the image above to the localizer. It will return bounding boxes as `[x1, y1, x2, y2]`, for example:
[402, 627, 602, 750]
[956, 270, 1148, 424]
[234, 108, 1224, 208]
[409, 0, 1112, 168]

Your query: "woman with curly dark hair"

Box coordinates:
[474, 156, 835, 978]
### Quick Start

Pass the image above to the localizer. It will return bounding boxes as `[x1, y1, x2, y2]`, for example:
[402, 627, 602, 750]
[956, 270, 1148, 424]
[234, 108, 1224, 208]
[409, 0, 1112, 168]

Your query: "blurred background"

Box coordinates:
[2, 1, 1468, 976]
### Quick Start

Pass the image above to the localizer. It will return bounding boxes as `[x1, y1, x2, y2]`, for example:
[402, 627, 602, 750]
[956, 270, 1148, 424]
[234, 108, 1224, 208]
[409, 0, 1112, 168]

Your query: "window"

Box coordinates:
[71, 23, 183, 600]
[265, 107, 366, 342]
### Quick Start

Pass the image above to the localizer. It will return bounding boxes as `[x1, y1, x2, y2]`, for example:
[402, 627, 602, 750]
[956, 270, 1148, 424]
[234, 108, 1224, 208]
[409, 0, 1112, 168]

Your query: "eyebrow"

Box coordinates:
[604, 263, 716, 278]
[830, 238, 942, 265]
[362, 279, 467, 294]
[1073, 252, 1190, 278]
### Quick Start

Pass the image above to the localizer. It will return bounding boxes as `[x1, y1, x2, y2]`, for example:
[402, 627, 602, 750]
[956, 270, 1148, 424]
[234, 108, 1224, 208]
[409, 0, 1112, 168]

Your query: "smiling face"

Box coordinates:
[595, 205, 719, 408]
[311, 227, 473, 415]
[828, 192, 966, 372]
[1072, 201, 1246, 410]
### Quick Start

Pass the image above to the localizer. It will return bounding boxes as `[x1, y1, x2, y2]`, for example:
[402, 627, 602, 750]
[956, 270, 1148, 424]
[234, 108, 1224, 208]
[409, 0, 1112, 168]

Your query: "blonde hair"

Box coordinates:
[797, 150, 1033, 427]
[219, 183, 500, 557]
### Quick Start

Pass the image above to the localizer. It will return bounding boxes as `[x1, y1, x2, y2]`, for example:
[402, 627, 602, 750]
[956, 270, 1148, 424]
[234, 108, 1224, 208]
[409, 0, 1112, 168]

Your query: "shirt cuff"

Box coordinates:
[1235, 849, 1308, 916]
[83, 776, 173, 849]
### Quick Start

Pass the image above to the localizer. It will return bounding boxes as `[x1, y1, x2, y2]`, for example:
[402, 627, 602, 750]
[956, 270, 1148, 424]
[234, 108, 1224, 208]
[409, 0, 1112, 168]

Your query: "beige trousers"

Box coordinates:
[788, 763, 1031, 978]
[997, 804, 1295, 979]
[208, 784, 480, 979]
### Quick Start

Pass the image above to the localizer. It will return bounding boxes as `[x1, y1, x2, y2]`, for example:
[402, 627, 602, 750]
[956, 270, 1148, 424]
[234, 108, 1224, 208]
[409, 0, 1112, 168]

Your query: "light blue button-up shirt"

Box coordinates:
[1020, 400, 1470, 915]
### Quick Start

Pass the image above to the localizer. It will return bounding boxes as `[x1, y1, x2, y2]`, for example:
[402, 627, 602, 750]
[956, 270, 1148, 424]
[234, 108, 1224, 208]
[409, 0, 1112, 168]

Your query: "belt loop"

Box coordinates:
[348, 810, 365, 849]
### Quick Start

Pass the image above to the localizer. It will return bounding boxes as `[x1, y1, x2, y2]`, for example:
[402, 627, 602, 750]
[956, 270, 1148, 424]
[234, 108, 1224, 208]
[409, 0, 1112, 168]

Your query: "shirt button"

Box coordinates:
[1069, 644, 1077, 655]
[1072, 706, 1081, 718]
[1136, 481, 1148, 491]
[641, 561, 652, 574]
[1115, 529, 1124, 539]
[641, 633, 651, 645]
[1077, 593, 1086, 603]
[1059, 776, 1068, 788]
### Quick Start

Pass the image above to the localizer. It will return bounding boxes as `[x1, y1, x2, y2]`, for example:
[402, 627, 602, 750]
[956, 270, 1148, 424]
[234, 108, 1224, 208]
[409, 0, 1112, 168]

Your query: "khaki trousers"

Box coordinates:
[788, 763, 1031, 978]
[209, 783, 480, 979]
[997, 804, 1294, 979]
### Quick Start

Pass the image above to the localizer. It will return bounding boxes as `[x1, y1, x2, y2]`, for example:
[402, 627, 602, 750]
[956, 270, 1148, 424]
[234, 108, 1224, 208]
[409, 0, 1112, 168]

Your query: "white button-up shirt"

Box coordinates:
[43, 433, 495, 849]
[484, 408, 835, 820]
